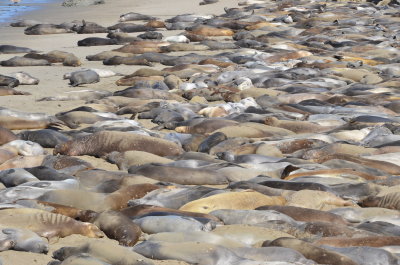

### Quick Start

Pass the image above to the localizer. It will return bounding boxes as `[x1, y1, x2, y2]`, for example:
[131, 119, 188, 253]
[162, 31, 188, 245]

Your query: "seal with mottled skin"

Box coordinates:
[54, 131, 183, 157]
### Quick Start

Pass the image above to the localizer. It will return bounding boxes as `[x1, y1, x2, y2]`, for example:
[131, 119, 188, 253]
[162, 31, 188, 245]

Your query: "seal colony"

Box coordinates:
[1, 0, 400, 264]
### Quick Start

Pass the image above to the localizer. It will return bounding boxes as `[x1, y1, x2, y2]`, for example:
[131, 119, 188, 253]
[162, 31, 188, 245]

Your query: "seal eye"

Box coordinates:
[202, 206, 209, 209]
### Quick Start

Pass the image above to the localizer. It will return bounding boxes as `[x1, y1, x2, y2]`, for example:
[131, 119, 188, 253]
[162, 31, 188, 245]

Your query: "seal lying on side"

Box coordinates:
[54, 131, 183, 157]
[0, 208, 104, 239]
[0, 228, 48, 253]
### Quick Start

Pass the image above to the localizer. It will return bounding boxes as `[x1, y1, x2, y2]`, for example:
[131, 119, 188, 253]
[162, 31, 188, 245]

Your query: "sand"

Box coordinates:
[0, 0, 239, 264]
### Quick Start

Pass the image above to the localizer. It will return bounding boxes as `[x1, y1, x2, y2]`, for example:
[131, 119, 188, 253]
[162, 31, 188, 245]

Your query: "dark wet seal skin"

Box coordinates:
[0, 75, 20, 88]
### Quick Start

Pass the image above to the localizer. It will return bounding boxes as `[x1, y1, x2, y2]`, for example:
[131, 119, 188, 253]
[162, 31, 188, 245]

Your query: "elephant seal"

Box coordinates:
[121, 204, 221, 222]
[0, 45, 36, 54]
[128, 163, 230, 185]
[24, 24, 73, 35]
[0, 74, 20, 87]
[134, 240, 239, 264]
[0, 87, 28, 96]
[18, 129, 70, 148]
[38, 183, 158, 211]
[0, 168, 38, 187]
[69, 70, 100, 87]
[0, 56, 50, 66]
[133, 215, 215, 234]
[361, 192, 400, 210]
[54, 131, 183, 157]
[77, 37, 118, 46]
[103, 56, 152, 66]
[266, 238, 359, 265]
[52, 240, 153, 264]
[81, 210, 142, 246]
[315, 236, 400, 248]
[119, 12, 156, 21]
[0, 228, 48, 253]
[256, 205, 349, 225]
[186, 25, 234, 36]
[0, 208, 104, 239]
[0, 126, 18, 145]
[8, 72, 39, 85]
[146, 231, 245, 248]
[179, 190, 286, 213]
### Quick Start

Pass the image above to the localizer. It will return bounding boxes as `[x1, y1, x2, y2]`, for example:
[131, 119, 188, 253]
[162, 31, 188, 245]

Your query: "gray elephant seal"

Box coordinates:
[9, 72, 39, 85]
[0, 228, 48, 253]
[0, 56, 50, 66]
[69, 70, 100, 87]
[0, 45, 37, 54]
[54, 131, 183, 157]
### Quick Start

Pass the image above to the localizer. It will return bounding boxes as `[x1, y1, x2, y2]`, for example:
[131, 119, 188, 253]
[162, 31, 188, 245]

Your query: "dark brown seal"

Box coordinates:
[80, 210, 142, 246]
[0, 125, 18, 145]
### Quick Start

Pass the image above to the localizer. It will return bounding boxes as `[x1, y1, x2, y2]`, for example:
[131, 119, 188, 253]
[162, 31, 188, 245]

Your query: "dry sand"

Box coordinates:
[0, 0, 239, 264]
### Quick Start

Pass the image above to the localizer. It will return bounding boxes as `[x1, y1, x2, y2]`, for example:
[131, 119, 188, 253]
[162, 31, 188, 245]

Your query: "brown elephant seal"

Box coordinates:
[81, 210, 142, 246]
[0, 56, 50, 66]
[256, 205, 349, 225]
[0, 208, 104, 239]
[175, 119, 239, 134]
[186, 25, 234, 36]
[0, 86, 31, 96]
[0, 126, 18, 145]
[16, 199, 87, 219]
[24, 24, 73, 35]
[54, 131, 183, 157]
[315, 236, 400, 248]
[38, 184, 158, 211]
[266, 237, 359, 265]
